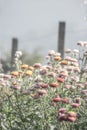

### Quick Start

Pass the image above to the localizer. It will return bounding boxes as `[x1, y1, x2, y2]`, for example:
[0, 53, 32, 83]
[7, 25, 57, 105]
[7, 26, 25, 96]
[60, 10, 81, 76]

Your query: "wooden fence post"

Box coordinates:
[58, 22, 66, 58]
[11, 38, 18, 70]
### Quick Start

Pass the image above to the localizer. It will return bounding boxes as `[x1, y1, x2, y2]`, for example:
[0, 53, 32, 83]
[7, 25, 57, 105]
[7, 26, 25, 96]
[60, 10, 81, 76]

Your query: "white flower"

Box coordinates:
[54, 52, 61, 56]
[83, 41, 87, 47]
[65, 48, 71, 53]
[15, 51, 22, 57]
[48, 50, 55, 56]
[77, 41, 84, 46]
[73, 49, 79, 54]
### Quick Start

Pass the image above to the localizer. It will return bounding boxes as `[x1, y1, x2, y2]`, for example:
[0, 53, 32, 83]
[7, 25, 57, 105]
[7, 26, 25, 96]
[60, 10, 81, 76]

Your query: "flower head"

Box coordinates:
[49, 82, 59, 88]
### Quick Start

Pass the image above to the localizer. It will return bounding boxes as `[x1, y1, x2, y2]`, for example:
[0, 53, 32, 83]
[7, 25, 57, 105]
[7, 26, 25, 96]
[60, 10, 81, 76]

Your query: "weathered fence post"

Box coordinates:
[58, 21, 66, 58]
[11, 38, 18, 70]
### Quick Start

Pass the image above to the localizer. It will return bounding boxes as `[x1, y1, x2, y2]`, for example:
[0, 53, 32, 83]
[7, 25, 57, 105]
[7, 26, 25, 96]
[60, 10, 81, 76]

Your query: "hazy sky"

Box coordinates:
[0, 0, 87, 56]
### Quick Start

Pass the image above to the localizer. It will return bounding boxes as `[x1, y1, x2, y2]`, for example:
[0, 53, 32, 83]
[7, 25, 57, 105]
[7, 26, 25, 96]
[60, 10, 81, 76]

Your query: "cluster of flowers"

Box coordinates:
[58, 109, 77, 122]
[0, 41, 87, 126]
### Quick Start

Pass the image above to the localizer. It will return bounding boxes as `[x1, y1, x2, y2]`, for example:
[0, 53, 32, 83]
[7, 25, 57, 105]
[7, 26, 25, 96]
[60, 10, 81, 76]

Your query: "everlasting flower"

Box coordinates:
[18, 70, 22, 74]
[37, 89, 47, 95]
[77, 41, 84, 46]
[28, 66, 34, 71]
[69, 58, 78, 63]
[58, 108, 66, 114]
[73, 67, 80, 72]
[71, 103, 80, 108]
[58, 113, 68, 122]
[83, 41, 87, 46]
[62, 111, 77, 122]
[33, 63, 42, 69]
[57, 77, 64, 83]
[49, 82, 59, 88]
[73, 49, 79, 54]
[66, 66, 73, 71]
[54, 56, 61, 61]
[65, 48, 71, 53]
[48, 50, 55, 56]
[21, 64, 29, 69]
[47, 72, 56, 78]
[61, 98, 69, 104]
[54, 52, 61, 57]
[25, 70, 32, 76]
[68, 111, 77, 117]
[40, 83, 48, 88]
[59, 70, 68, 77]
[44, 65, 52, 70]
[53, 97, 61, 102]
[65, 56, 77, 62]
[61, 60, 68, 65]
[15, 51, 22, 58]
[39, 68, 48, 75]
[67, 116, 76, 122]
[11, 71, 19, 76]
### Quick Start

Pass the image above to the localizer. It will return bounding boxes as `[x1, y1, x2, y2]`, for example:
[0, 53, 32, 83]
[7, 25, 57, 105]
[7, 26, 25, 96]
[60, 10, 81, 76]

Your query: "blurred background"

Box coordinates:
[0, 0, 87, 72]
